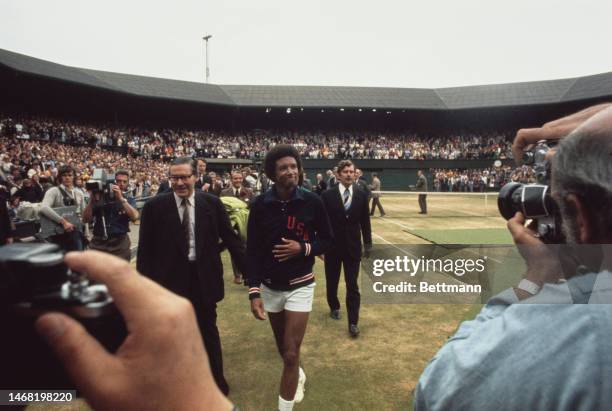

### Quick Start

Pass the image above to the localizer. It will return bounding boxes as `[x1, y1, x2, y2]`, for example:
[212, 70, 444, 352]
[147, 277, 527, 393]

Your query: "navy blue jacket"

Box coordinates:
[246, 186, 333, 299]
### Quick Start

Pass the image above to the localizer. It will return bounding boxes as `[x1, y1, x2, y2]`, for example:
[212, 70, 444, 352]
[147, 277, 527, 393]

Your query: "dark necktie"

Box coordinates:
[181, 198, 190, 255]
[235, 188, 240, 198]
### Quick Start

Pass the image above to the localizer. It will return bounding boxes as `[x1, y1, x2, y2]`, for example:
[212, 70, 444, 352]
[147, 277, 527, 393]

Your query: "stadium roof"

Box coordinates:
[2, 47, 612, 110]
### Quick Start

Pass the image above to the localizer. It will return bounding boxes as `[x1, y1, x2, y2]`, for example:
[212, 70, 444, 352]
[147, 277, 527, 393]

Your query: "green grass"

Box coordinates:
[28, 199, 511, 411]
[404, 228, 513, 244]
[218, 254, 475, 410]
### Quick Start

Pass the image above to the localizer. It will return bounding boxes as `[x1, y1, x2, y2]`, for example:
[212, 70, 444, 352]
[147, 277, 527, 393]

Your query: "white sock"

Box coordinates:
[279, 395, 294, 411]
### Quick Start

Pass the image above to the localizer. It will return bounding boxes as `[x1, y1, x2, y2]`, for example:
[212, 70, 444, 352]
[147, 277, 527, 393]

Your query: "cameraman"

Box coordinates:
[82, 170, 139, 261]
[414, 103, 612, 410]
[39, 165, 85, 251]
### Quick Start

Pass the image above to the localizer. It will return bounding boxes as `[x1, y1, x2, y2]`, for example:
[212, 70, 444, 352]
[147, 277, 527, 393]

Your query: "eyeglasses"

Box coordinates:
[169, 175, 193, 182]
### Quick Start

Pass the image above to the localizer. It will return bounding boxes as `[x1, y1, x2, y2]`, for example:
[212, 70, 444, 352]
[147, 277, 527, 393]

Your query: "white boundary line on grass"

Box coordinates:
[375, 216, 504, 264]
[371, 232, 418, 258]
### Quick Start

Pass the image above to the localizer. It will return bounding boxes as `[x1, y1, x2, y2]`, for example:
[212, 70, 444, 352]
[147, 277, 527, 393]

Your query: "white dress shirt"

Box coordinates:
[174, 191, 196, 261]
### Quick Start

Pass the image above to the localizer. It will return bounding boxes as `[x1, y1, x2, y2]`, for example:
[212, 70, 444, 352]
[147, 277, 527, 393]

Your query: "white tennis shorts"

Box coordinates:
[261, 283, 316, 313]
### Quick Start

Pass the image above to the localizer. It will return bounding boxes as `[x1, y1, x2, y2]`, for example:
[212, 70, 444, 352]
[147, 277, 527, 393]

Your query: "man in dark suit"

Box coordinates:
[156, 179, 172, 195]
[355, 169, 371, 199]
[220, 171, 253, 204]
[137, 157, 246, 395]
[195, 158, 212, 192]
[321, 160, 372, 338]
[313, 173, 327, 195]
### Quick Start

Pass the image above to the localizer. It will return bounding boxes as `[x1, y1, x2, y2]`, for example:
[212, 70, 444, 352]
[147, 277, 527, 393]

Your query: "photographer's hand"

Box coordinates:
[61, 219, 75, 232]
[111, 184, 124, 201]
[513, 103, 611, 164]
[507, 212, 562, 298]
[35, 251, 233, 411]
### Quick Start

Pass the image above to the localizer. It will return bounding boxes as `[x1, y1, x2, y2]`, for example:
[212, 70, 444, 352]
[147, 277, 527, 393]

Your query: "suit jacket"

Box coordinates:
[356, 178, 371, 198]
[314, 179, 327, 195]
[156, 180, 172, 195]
[369, 177, 381, 198]
[137, 191, 247, 303]
[220, 186, 253, 203]
[416, 175, 428, 192]
[195, 175, 213, 191]
[321, 184, 372, 260]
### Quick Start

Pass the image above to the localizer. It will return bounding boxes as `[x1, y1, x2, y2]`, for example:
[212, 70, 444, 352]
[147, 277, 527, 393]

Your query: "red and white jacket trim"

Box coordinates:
[289, 272, 314, 285]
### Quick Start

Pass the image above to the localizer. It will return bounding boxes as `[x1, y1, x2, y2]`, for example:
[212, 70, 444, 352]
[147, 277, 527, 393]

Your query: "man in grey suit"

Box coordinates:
[416, 170, 428, 214]
[369, 173, 385, 217]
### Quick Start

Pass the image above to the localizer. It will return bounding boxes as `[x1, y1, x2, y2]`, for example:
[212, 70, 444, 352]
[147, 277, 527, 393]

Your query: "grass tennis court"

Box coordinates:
[28, 192, 512, 411]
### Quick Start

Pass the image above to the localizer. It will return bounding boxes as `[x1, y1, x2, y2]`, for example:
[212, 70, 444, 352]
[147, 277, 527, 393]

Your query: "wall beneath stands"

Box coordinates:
[302, 159, 514, 191]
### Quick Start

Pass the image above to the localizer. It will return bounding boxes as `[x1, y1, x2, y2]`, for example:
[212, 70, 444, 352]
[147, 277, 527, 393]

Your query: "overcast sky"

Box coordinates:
[2, 0, 612, 89]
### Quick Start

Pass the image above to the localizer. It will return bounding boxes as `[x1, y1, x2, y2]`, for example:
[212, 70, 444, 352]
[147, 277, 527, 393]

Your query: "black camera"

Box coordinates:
[0, 243, 126, 390]
[498, 141, 564, 243]
[85, 168, 116, 206]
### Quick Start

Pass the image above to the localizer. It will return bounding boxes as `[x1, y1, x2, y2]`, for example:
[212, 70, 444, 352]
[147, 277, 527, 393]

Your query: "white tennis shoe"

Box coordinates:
[294, 367, 306, 403]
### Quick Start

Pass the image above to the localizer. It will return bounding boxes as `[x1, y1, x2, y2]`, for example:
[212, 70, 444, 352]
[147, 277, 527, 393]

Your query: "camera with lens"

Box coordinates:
[498, 140, 564, 243]
[0, 243, 126, 389]
[85, 168, 116, 208]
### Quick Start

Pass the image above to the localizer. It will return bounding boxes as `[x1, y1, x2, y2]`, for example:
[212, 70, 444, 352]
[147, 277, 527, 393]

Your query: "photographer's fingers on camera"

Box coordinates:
[63, 251, 205, 347]
[64, 251, 167, 325]
[513, 127, 564, 165]
[35, 312, 121, 400]
[507, 212, 540, 245]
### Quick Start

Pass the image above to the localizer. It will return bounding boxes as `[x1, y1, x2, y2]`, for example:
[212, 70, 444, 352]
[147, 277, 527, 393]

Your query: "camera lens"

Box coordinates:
[522, 151, 535, 165]
[497, 182, 523, 220]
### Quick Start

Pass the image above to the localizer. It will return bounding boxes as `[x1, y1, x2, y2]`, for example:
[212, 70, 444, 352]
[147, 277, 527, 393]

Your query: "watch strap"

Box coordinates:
[517, 279, 541, 295]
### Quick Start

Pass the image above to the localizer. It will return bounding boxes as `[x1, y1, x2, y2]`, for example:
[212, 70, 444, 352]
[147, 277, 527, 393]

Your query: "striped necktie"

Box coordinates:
[343, 188, 351, 211]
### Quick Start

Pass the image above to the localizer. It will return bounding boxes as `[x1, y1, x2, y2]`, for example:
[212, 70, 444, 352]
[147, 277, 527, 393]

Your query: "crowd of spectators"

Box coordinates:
[0, 136, 262, 205]
[1, 114, 532, 217]
[430, 165, 536, 192]
[1, 115, 513, 161]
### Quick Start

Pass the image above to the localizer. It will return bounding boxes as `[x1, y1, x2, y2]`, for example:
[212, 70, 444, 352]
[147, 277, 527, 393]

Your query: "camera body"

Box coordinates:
[498, 141, 564, 243]
[85, 168, 116, 206]
[0, 243, 126, 389]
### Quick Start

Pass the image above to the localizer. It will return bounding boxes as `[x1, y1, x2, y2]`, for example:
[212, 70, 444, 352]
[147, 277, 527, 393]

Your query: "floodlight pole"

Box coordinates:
[203, 35, 212, 83]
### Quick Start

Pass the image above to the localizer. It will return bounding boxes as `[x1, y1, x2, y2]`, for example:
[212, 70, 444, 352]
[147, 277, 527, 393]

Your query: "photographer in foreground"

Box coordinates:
[35, 251, 233, 411]
[414, 104, 612, 410]
[82, 170, 139, 261]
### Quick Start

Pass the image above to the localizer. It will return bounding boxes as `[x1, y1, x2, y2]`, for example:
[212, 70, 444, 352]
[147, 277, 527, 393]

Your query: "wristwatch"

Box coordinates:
[517, 279, 541, 295]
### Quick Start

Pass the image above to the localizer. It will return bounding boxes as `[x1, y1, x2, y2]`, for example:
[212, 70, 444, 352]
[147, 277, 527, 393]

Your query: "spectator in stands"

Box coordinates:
[13, 177, 42, 203]
[195, 158, 212, 192]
